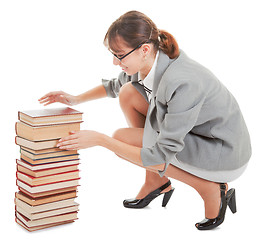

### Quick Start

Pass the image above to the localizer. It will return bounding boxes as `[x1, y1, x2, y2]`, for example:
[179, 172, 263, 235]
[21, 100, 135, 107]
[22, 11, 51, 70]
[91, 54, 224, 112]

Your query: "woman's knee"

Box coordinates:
[119, 82, 134, 107]
[112, 128, 126, 141]
[112, 127, 144, 147]
[119, 82, 149, 116]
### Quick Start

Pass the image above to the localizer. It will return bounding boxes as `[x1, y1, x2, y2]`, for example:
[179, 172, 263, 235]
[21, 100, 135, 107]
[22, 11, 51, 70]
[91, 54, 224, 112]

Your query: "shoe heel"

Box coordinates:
[162, 188, 174, 207]
[227, 189, 237, 214]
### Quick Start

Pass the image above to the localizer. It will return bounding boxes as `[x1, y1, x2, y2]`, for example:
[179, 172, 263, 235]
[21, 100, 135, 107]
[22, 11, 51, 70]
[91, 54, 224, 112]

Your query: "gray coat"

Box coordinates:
[102, 50, 251, 182]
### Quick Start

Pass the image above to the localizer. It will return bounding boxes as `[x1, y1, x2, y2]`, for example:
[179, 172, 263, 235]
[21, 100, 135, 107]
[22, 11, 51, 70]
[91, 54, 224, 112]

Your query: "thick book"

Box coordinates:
[17, 170, 80, 186]
[18, 107, 83, 126]
[16, 158, 80, 171]
[17, 179, 80, 194]
[15, 211, 78, 228]
[15, 136, 59, 150]
[15, 197, 78, 214]
[16, 204, 79, 220]
[15, 121, 81, 141]
[15, 190, 77, 206]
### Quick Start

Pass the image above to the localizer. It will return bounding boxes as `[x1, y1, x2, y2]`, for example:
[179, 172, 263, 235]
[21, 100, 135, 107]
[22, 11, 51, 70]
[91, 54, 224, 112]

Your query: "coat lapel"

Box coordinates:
[152, 51, 172, 98]
[130, 51, 172, 102]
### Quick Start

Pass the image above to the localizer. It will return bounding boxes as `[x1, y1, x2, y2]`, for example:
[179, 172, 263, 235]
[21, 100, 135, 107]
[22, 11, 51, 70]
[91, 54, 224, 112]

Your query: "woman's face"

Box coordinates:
[110, 37, 148, 76]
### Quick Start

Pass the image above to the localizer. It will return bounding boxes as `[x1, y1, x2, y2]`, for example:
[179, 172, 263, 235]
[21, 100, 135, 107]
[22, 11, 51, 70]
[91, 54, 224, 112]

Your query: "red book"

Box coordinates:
[16, 179, 80, 194]
[17, 162, 79, 178]
[16, 170, 80, 186]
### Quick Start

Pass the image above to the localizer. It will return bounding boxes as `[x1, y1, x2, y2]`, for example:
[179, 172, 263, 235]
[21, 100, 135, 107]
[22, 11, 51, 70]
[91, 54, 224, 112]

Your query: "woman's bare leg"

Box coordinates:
[113, 127, 226, 219]
[118, 82, 148, 128]
[117, 82, 171, 198]
[116, 82, 226, 218]
[164, 165, 227, 219]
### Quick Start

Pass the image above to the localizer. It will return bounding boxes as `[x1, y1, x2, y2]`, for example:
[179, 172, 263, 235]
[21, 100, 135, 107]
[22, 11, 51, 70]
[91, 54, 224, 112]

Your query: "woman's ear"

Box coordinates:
[142, 44, 151, 57]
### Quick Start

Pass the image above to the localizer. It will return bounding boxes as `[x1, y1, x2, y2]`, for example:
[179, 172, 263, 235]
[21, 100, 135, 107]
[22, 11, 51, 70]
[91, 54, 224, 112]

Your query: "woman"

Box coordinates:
[39, 11, 251, 230]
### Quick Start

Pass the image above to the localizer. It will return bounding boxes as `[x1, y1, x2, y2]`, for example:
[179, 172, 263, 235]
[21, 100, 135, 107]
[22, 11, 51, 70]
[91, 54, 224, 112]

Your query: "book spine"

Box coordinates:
[15, 122, 18, 136]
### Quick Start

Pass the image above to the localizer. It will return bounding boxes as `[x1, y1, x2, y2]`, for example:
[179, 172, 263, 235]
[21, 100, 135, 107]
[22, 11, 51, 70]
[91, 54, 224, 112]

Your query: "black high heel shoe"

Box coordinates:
[123, 180, 175, 209]
[195, 183, 237, 230]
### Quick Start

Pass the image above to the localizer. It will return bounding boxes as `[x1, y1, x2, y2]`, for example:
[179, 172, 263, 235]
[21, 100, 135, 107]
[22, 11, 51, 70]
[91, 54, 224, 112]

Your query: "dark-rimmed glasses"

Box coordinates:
[110, 40, 150, 62]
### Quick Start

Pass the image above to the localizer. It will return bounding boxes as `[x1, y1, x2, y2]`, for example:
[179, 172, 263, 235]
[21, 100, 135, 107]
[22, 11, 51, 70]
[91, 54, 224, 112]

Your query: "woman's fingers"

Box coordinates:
[57, 131, 82, 150]
[58, 132, 79, 143]
[58, 140, 76, 146]
[38, 91, 67, 105]
[39, 91, 60, 101]
[39, 97, 53, 105]
[59, 143, 79, 150]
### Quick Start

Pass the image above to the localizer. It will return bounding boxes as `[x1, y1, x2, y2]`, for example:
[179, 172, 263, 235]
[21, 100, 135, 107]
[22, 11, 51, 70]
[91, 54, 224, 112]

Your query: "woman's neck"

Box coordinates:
[139, 52, 156, 80]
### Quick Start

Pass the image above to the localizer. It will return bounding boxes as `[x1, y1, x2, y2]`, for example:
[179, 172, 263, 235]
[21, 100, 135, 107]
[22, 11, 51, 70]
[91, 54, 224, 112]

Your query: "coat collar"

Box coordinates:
[131, 50, 175, 101]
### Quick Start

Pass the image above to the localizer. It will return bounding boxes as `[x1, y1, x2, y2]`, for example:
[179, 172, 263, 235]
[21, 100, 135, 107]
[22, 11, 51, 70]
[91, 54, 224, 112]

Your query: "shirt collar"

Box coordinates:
[139, 50, 159, 91]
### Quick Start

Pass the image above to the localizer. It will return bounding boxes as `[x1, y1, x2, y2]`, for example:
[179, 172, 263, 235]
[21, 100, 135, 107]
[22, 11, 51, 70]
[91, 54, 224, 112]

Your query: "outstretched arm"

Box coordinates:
[57, 130, 165, 172]
[38, 85, 107, 106]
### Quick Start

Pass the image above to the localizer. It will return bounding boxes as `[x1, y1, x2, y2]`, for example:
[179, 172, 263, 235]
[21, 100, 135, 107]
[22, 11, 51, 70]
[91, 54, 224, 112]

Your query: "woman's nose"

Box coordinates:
[113, 56, 121, 66]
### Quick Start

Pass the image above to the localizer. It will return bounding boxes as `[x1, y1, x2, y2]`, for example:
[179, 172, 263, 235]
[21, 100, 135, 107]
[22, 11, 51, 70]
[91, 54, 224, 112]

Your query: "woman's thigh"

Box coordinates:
[119, 82, 149, 128]
[112, 127, 144, 147]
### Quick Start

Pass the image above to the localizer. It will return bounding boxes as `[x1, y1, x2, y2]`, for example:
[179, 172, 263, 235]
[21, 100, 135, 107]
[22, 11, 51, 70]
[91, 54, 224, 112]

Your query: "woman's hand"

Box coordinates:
[57, 130, 102, 150]
[38, 91, 79, 106]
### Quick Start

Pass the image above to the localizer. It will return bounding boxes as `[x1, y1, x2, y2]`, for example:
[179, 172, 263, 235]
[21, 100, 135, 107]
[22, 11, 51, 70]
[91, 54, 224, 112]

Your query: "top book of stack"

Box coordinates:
[18, 107, 83, 126]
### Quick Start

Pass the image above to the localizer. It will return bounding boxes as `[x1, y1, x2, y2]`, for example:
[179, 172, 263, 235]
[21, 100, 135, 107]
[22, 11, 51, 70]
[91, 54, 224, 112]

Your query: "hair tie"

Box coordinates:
[157, 29, 161, 41]
[149, 27, 153, 40]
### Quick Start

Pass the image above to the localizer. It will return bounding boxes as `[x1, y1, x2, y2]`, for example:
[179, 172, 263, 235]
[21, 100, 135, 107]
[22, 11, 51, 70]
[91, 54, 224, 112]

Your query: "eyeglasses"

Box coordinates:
[110, 40, 150, 62]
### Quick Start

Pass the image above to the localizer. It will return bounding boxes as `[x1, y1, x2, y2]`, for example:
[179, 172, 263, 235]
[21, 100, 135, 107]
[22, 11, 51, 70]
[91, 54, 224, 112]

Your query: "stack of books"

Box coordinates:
[14, 107, 83, 231]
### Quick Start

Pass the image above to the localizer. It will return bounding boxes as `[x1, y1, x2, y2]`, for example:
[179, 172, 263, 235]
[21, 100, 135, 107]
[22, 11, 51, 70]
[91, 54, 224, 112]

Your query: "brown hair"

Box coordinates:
[104, 11, 179, 59]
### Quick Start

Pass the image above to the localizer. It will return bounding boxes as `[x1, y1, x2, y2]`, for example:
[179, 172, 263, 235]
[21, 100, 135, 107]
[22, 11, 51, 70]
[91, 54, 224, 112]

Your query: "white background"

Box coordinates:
[0, 0, 262, 239]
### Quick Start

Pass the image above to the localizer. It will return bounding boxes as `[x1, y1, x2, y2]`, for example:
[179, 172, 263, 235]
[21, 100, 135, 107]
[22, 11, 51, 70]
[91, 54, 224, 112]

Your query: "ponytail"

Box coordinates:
[158, 29, 180, 59]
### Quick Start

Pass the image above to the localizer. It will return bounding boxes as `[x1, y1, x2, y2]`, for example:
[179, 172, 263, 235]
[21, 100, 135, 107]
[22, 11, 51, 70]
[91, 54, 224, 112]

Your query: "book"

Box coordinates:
[16, 204, 79, 220]
[15, 197, 78, 213]
[20, 147, 77, 160]
[21, 146, 76, 155]
[16, 158, 80, 171]
[15, 136, 59, 150]
[21, 154, 79, 165]
[15, 190, 77, 206]
[15, 211, 78, 228]
[16, 217, 74, 231]
[17, 170, 80, 186]
[17, 179, 80, 194]
[15, 121, 81, 141]
[18, 107, 83, 126]
[18, 186, 78, 198]
[17, 164, 79, 178]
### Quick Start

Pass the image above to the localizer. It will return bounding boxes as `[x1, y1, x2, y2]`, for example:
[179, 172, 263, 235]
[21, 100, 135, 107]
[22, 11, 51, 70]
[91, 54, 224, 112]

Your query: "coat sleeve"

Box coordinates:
[102, 72, 131, 98]
[141, 78, 206, 177]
